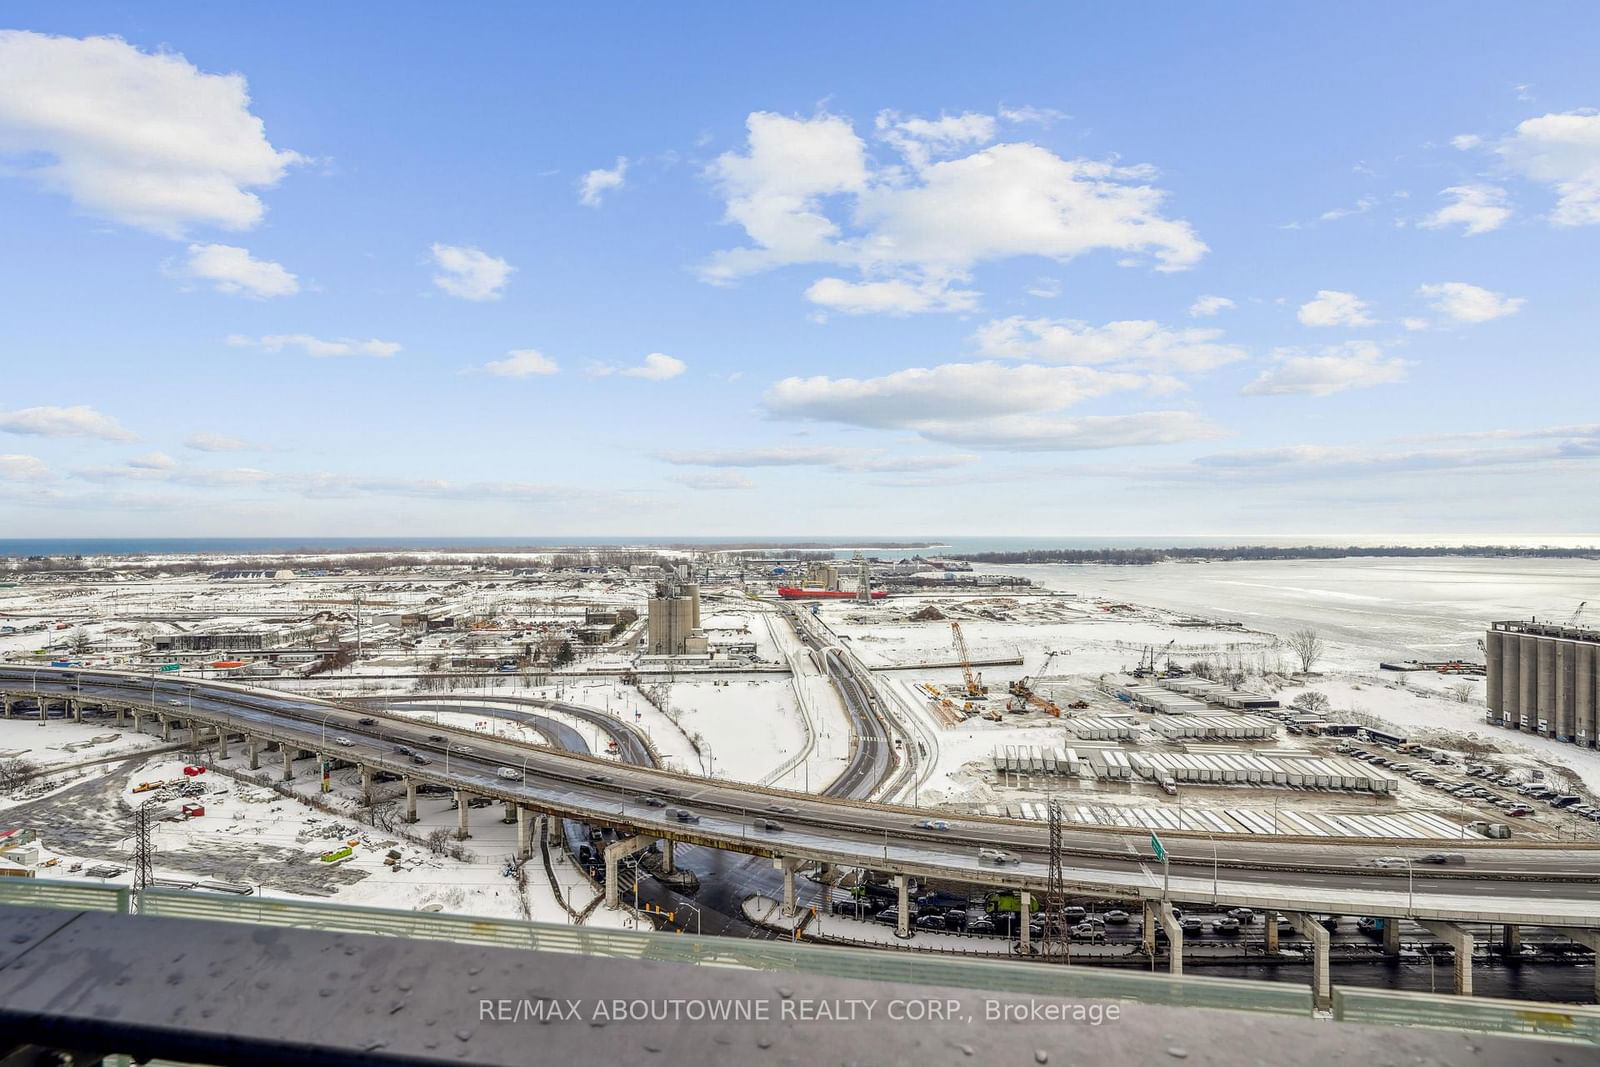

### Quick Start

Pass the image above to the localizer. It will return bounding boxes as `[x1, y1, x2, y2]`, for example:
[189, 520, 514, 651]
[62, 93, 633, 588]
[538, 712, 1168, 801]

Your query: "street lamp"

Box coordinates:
[677, 900, 703, 936]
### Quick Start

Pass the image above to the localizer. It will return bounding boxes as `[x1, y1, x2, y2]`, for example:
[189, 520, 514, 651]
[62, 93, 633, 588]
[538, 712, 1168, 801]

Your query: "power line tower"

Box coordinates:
[133, 800, 154, 905]
[1043, 796, 1068, 961]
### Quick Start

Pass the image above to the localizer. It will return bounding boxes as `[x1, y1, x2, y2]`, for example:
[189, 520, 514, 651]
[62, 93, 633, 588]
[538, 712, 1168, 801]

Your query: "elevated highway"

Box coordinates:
[5, 664, 1600, 1002]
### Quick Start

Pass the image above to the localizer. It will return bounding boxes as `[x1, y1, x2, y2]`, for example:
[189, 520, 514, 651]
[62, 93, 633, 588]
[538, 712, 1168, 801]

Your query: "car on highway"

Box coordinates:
[496, 767, 519, 781]
[643, 796, 667, 808]
[396, 745, 413, 756]
[167, 699, 182, 707]
[913, 819, 951, 831]
[915, 914, 946, 930]
[1062, 905, 1087, 922]
[1419, 852, 1466, 865]
[754, 818, 785, 832]
[427, 734, 445, 742]
[1103, 909, 1130, 924]
[978, 847, 1019, 865]
[1368, 856, 1408, 868]
[766, 805, 798, 815]
[411, 753, 431, 765]
[357, 717, 377, 726]
[1215, 917, 1241, 933]
[1179, 917, 1203, 933]
[668, 808, 699, 823]
[584, 774, 610, 784]
[1226, 907, 1255, 922]
[334, 736, 354, 747]
[967, 917, 995, 935]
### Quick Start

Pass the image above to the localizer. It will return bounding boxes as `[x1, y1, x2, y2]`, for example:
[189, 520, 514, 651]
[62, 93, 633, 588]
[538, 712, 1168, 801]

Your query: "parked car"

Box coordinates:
[916, 914, 947, 930]
[968, 918, 996, 935]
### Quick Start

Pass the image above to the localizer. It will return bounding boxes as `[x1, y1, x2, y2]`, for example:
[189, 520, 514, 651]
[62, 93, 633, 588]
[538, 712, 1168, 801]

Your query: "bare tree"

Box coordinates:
[0, 757, 40, 794]
[1449, 682, 1475, 703]
[1290, 691, 1331, 714]
[1286, 629, 1326, 674]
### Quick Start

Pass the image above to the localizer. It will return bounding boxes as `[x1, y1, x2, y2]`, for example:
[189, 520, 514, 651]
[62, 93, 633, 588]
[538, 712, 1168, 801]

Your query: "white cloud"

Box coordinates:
[703, 110, 1205, 313]
[578, 157, 628, 207]
[1497, 110, 1600, 225]
[1243, 341, 1409, 397]
[482, 349, 559, 378]
[0, 454, 51, 481]
[1297, 289, 1374, 327]
[184, 432, 259, 453]
[1318, 195, 1377, 222]
[805, 276, 979, 315]
[1417, 281, 1525, 323]
[973, 317, 1246, 373]
[0, 30, 301, 237]
[227, 333, 400, 357]
[670, 471, 755, 491]
[183, 243, 299, 298]
[891, 411, 1222, 452]
[657, 446, 977, 473]
[0, 405, 136, 441]
[127, 451, 176, 470]
[1402, 317, 1430, 331]
[998, 105, 1067, 127]
[1188, 295, 1236, 317]
[1420, 184, 1511, 236]
[430, 243, 514, 301]
[1025, 277, 1060, 299]
[1451, 134, 1483, 150]
[587, 353, 688, 380]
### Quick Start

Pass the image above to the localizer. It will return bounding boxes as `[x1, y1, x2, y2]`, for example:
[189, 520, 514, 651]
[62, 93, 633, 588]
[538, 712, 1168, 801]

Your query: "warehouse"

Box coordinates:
[1486, 620, 1599, 746]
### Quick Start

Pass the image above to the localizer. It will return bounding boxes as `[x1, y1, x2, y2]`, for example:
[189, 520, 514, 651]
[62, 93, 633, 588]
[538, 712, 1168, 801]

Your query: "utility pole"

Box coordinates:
[1044, 796, 1067, 962]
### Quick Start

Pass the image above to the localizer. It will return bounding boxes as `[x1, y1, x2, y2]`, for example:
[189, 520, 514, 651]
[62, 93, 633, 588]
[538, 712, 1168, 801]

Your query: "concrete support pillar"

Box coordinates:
[1285, 913, 1332, 1009]
[1142, 900, 1157, 955]
[602, 836, 656, 910]
[1265, 913, 1280, 954]
[776, 857, 800, 918]
[360, 765, 373, 801]
[115, 706, 125, 727]
[546, 815, 562, 844]
[516, 807, 532, 859]
[248, 737, 260, 770]
[160, 715, 172, 742]
[38, 698, 47, 722]
[1157, 902, 1183, 976]
[1383, 917, 1401, 955]
[216, 729, 229, 760]
[1503, 923, 1521, 957]
[404, 779, 418, 822]
[282, 748, 295, 781]
[455, 790, 472, 840]
[70, 699, 82, 723]
[1421, 920, 1474, 995]
[1019, 891, 1032, 954]
[895, 874, 910, 938]
[1, 695, 10, 719]
[502, 800, 516, 824]
[661, 839, 675, 874]
[132, 712, 143, 736]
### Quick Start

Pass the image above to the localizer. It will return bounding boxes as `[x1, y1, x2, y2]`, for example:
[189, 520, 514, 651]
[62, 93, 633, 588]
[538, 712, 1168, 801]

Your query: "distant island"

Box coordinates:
[951, 544, 1600, 565]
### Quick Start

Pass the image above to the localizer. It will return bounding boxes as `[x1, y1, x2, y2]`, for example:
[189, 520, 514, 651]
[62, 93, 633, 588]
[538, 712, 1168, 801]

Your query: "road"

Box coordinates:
[6, 666, 1600, 933]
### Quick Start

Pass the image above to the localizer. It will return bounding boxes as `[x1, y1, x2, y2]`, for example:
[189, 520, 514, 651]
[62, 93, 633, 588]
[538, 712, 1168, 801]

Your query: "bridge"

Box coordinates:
[4, 663, 1600, 1007]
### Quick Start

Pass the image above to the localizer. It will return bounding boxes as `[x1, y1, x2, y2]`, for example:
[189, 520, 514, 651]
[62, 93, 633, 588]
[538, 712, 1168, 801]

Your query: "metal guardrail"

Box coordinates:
[6, 876, 1597, 1045]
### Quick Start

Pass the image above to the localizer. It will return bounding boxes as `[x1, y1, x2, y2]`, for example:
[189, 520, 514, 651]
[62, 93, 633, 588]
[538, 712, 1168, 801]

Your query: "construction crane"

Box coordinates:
[950, 622, 986, 698]
[1569, 601, 1588, 627]
[1008, 649, 1066, 717]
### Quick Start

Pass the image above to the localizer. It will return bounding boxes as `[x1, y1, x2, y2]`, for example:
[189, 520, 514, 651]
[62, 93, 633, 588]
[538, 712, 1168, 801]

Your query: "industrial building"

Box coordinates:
[645, 580, 706, 656]
[1485, 620, 1599, 746]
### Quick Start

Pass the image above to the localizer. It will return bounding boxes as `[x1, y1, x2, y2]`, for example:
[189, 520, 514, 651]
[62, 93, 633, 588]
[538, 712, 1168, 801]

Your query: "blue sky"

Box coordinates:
[2, 4, 1597, 538]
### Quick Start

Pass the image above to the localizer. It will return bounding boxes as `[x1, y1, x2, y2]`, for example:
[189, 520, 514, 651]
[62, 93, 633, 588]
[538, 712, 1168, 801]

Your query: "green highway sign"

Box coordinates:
[1150, 832, 1167, 863]
[157, 663, 181, 672]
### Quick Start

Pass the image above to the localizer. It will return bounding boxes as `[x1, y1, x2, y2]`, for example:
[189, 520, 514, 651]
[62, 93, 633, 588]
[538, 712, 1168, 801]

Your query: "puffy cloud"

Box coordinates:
[430, 243, 513, 301]
[1496, 110, 1600, 225]
[702, 110, 1205, 313]
[1243, 341, 1409, 397]
[1297, 289, 1374, 327]
[1188, 295, 1236, 317]
[657, 446, 976, 473]
[184, 431, 259, 452]
[1450, 134, 1483, 150]
[128, 451, 176, 470]
[805, 276, 978, 315]
[482, 349, 559, 378]
[227, 333, 400, 357]
[183, 243, 299, 298]
[973, 317, 1246, 373]
[587, 353, 687, 380]
[1417, 282, 1525, 323]
[578, 157, 628, 207]
[1420, 184, 1511, 236]
[0, 30, 301, 237]
[0, 404, 136, 441]
[0, 454, 51, 481]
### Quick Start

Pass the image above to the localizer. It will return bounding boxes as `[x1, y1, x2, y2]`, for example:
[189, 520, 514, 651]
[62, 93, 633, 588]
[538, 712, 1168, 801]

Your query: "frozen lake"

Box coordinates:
[1000, 557, 1600, 668]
